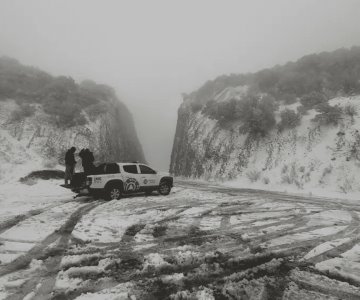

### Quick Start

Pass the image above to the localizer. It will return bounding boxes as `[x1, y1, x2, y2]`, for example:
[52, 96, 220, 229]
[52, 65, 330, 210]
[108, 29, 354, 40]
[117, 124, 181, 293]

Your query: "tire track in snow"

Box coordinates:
[0, 197, 87, 236]
[0, 200, 107, 300]
[9, 183, 358, 299]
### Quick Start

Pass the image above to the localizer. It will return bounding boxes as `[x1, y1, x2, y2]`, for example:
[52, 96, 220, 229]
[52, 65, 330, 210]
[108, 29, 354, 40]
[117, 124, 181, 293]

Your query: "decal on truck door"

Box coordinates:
[125, 178, 140, 192]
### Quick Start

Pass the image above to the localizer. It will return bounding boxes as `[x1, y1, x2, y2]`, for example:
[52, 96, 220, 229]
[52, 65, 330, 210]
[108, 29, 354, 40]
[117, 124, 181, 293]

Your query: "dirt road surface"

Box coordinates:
[1, 181, 360, 299]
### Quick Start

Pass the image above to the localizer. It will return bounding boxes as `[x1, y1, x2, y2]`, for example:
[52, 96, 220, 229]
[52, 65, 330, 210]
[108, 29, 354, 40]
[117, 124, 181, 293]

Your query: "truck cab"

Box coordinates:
[86, 162, 173, 200]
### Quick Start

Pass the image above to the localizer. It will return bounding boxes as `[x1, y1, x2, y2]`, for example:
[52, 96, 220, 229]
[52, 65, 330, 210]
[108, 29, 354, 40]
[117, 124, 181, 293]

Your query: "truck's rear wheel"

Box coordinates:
[106, 185, 122, 200]
[158, 181, 171, 195]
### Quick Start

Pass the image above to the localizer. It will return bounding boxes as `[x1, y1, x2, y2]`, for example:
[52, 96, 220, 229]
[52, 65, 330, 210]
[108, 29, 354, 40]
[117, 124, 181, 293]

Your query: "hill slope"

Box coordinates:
[0, 57, 145, 181]
[171, 47, 360, 194]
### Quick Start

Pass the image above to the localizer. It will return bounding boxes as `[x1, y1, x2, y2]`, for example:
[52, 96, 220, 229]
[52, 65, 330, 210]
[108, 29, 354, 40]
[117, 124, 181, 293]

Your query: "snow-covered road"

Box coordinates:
[1, 180, 360, 299]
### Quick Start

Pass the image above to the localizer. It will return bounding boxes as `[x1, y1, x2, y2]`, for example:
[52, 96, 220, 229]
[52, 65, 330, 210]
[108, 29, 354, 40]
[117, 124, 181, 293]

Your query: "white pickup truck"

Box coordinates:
[86, 162, 173, 200]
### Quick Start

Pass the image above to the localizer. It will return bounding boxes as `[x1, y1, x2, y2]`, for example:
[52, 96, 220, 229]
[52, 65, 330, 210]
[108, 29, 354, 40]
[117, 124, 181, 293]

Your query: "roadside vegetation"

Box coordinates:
[0, 56, 116, 127]
[192, 46, 360, 134]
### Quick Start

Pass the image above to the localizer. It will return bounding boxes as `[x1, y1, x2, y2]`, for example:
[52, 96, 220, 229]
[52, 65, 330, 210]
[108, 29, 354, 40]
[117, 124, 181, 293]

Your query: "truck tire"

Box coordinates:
[106, 184, 122, 200]
[158, 181, 171, 195]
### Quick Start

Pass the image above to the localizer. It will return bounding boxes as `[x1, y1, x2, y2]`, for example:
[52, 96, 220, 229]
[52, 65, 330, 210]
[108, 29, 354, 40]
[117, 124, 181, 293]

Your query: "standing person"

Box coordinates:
[64, 147, 76, 186]
[79, 148, 86, 172]
[87, 149, 95, 174]
[79, 148, 95, 175]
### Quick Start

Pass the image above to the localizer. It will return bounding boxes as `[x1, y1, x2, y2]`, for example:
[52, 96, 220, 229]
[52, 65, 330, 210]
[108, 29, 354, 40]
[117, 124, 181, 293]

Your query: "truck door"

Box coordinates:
[121, 164, 142, 193]
[139, 164, 158, 189]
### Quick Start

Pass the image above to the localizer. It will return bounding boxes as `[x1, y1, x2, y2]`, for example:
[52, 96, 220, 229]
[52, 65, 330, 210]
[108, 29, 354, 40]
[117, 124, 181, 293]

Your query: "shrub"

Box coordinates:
[311, 103, 343, 126]
[203, 98, 238, 121]
[246, 170, 261, 182]
[10, 103, 35, 122]
[339, 177, 353, 194]
[239, 95, 277, 136]
[43, 99, 88, 127]
[281, 163, 303, 188]
[190, 101, 203, 113]
[282, 93, 297, 105]
[203, 94, 277, 136]
[343, 104, 357, 118]
[297, 105, 308, 116]
[202, 99, 217, 118]
[300, 91, 327, 110]
[263, 177, 270, 184]
[319, 165, 333, 184]
[278, 109, 301, 131]
[85, 102, 109, 120]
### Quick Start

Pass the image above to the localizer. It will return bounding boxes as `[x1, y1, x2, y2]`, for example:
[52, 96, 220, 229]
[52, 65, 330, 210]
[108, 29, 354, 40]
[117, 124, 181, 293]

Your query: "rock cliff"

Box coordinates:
[171, 47, 360, 193]
[0, 57, 145, 180]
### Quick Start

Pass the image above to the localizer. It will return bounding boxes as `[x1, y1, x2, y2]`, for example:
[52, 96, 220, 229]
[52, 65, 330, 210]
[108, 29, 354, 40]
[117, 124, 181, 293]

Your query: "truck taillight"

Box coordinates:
[86, 177, 92, 186]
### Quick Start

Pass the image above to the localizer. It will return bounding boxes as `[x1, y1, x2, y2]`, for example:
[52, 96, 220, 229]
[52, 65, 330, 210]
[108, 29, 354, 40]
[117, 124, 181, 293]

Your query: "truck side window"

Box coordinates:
[139, 165, 156, 174]
[123, 164, 138, 174]
[106, 163, 120, 174]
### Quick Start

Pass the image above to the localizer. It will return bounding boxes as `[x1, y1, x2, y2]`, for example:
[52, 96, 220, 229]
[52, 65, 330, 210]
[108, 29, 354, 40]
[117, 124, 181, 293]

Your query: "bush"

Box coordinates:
[278, 109, 301, 131]
[281, 93, 297, 105]
[281, 163, 303, 188]
[10, 103, 35, 121]
[343, 104, 357, 118]
[319, 165, 333, 184]
[311, 103, 343, 126]
[190, 101, 203, 113]
[238, 95, 277, 136]
[263, 177, 270, 184]
[191, 47, 360, 108]
[43, 99, 88, 127]
[85, 102, 109, 120]
[300, 91, 327, 110]
[203, 94, 278, 136]
[203, 98, 238, 121]
[246, 170, 261, 182]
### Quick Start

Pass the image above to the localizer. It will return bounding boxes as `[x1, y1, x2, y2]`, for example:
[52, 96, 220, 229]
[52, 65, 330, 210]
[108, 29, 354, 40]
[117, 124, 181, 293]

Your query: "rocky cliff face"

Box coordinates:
[171, 47, 360, 194]
[171, 93, 360, 193]
[0, 58, 145, 181]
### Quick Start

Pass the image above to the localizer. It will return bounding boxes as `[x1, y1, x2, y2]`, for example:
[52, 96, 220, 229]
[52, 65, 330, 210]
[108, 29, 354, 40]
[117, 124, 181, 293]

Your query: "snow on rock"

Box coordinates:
[55, 258, 114, 293]
[199, 216, 222, 231]
[341, 244, 360, 261]
[74, 282, 136, 300]
[230, 211, 289, 225]
[302, 238, 351, 260]
[263, 226, 348, 248]
[316, 257, 360, 284]
[161, 273, 184, 284]
[60, 254, 101, 269]
[174, 251, 202, 266]
[142, 253, 169, 272]
[305, 210, 352, 227]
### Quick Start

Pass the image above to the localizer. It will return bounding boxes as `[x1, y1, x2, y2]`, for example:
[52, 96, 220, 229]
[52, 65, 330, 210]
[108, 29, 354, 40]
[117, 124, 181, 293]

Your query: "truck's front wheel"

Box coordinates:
[106, 185, 122, 200]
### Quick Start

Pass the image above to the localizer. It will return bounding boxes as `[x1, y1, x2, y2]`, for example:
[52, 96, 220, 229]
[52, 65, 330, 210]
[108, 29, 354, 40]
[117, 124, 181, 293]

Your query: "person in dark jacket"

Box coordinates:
[64, 147, 76, 185]
[79, 148, 95, 175]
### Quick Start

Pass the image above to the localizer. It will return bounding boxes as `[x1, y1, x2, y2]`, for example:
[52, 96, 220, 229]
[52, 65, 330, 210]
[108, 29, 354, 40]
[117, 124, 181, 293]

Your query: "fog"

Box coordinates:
[1, 0, 360, 170]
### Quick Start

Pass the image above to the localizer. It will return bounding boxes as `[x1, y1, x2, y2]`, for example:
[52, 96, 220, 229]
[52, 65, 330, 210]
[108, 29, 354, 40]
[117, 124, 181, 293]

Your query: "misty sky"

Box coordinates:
[1, 0, 360, 170]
